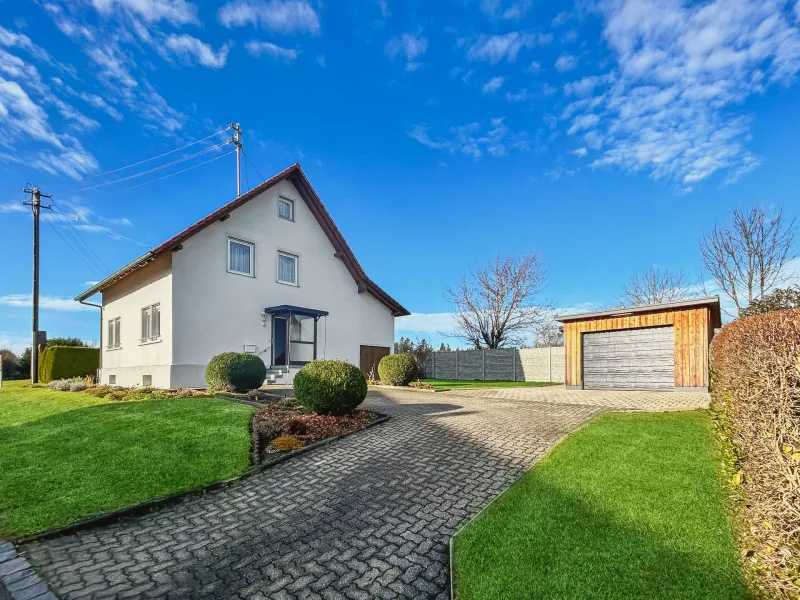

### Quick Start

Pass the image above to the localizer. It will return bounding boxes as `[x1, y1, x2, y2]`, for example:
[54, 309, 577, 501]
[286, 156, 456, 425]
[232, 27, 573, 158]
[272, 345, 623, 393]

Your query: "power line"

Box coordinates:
[65, 141, 230, 195]
[241, 147, 266, 183]
[82, 150, 235, 200]
[77, 127, 231, 182]
[47, 205, 108, 275]
[43, 217, 106, 278]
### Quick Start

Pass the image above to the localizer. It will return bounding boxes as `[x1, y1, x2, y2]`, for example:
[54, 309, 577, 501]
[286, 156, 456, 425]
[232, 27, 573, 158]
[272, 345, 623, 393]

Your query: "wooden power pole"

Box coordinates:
[23, 186, 52, 383]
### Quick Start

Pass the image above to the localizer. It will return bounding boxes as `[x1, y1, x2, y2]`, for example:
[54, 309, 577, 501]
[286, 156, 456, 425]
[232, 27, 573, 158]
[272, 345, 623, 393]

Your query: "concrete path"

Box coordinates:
[19, 387, 695, 599]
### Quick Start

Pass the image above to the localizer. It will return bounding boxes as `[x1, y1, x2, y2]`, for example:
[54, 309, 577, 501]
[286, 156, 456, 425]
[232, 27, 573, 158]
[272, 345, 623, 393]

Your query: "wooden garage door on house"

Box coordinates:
[360, 345, 390, 380]
[583, 326, 675, 390]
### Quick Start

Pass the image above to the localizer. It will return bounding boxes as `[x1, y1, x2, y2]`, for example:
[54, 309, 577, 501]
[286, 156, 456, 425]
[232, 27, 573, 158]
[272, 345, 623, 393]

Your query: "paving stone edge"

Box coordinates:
[17, 411, 390, 545]
[0, 541, 55, 600]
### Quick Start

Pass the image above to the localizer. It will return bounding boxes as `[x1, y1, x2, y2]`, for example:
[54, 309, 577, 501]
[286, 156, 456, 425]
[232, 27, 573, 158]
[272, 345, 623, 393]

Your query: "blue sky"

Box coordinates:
[1, 0, 800, 353]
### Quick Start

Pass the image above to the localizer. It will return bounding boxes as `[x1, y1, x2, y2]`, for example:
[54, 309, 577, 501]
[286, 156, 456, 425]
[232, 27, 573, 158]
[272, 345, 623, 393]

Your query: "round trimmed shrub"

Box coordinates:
[293, 360, 367, 416]
[377, 353, 417, 386]
[205, 352, 267, 392]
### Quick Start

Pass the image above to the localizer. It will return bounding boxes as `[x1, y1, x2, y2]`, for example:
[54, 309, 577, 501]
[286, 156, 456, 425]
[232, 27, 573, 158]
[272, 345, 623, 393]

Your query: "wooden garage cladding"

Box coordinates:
[555, 297, 722, 392]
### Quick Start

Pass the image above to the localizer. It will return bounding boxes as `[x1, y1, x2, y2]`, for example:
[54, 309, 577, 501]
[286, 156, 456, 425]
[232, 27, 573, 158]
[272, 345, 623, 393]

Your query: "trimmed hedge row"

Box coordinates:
[38, 346, 100, 383]
[378, 353, 417, 386]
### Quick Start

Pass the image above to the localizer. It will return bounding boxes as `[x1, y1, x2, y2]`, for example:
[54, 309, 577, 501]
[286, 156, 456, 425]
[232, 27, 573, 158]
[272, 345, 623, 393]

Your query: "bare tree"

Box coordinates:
[620, 266, 691, 306]
[700, 205, 797, 314]
[533, 321, 563, 347]
[444, 253, 547, 349]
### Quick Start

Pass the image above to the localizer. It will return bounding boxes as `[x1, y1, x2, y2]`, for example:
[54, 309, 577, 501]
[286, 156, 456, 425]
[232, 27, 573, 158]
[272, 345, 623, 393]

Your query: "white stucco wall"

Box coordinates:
[169, 179, 396, 387]
[100, 253, 173, 387]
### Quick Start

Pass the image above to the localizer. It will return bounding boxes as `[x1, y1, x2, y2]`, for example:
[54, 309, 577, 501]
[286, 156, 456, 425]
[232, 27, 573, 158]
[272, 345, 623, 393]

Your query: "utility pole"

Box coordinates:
[229, 123, 242, 197]
[22, 186, 52, 383]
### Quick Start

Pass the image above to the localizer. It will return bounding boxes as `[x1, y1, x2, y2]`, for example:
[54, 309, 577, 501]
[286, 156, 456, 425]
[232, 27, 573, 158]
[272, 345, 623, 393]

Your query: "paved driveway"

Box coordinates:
[20, 387, 706, 599]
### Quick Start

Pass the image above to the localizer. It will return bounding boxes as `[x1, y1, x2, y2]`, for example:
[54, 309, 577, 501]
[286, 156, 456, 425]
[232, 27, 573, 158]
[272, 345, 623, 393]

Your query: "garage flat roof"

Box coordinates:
[555, 296, 721, 327]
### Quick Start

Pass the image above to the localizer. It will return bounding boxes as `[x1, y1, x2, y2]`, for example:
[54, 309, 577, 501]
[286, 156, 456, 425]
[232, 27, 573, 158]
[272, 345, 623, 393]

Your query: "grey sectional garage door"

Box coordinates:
[583, 326, 675, 390]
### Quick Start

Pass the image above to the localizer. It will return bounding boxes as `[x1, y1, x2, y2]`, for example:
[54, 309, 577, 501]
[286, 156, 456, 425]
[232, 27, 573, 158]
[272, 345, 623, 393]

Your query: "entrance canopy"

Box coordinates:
[263, 305, 329, 318]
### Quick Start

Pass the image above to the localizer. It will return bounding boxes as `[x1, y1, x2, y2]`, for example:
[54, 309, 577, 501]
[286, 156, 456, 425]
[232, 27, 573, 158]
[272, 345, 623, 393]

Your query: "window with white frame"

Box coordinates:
[141, 303, 161, 342]
[228, 237, 254, 276]
[277, 251, 298, 285]
[278, 197, 294, 221]
[107, 317, 121, 349]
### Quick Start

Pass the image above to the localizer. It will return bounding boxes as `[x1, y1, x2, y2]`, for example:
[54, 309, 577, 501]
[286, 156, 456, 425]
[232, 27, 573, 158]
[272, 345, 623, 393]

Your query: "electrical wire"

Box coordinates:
[43, 215, 106, 278]
[65, 142, 230, 194]
[47, 205, 109, 275]
[244, 155, 250, 192]
[241, 148, 266, 183]
[84, 150, 235, 200]
[76, 127, 230, 182]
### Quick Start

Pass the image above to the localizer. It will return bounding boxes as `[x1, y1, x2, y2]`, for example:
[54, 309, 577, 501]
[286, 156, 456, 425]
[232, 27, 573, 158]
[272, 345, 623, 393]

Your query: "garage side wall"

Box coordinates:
[563, 306, 712, 390]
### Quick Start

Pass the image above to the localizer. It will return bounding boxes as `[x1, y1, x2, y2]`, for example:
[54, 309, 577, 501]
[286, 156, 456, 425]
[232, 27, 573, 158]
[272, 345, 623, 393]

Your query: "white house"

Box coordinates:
[75, 164, 408, 388]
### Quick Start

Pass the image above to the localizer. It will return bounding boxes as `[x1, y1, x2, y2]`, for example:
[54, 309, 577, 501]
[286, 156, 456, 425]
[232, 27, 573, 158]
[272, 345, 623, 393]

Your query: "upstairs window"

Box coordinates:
[228, 237, 254, 276]
[141, 303, 161, 342]
[107, 317, 121, 349]
[278, 197, 294, 221]
[277, 251, 298, 285]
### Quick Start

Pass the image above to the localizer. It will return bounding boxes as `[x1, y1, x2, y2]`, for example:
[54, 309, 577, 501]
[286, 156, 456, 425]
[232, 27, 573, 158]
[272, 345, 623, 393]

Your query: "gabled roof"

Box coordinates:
[75, 163, 409, 316]
[554, 296, 722, 329]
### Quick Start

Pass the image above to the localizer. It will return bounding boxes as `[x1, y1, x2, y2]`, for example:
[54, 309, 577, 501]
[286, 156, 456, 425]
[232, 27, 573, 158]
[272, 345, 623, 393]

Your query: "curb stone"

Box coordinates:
[0, 542, 55, 600]
[18, 412, 389, 545]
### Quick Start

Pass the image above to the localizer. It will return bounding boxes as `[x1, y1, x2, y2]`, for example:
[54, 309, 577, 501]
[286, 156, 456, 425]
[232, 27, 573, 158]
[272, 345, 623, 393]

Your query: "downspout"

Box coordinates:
[79, 299, 103, 374]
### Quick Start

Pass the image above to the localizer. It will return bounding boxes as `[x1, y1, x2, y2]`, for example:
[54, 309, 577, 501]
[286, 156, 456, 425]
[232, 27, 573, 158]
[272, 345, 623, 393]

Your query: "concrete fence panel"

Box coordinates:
[425, 347, 565, 382]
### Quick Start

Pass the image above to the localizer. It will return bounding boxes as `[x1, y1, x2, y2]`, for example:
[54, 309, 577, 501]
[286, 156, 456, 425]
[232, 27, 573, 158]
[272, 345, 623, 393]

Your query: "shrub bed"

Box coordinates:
[250, 398, 374, 462]
[205, 352, 267, 392]
[293, 360, 367, 416]
[378, 353, 416, 386]
[710, 308, 800, 598]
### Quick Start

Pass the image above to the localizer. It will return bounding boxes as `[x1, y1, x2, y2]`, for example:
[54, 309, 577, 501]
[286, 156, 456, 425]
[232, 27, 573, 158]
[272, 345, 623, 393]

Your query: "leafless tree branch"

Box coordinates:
[620, 266, 691, 306]
[444, 253, 548, 349]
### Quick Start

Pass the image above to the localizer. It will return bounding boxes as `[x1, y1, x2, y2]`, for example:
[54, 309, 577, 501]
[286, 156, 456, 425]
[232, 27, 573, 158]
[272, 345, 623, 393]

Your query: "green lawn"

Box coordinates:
[0, 380, 256, 539]
[454, 411, 746, 600]
[422, 379, 558, 390]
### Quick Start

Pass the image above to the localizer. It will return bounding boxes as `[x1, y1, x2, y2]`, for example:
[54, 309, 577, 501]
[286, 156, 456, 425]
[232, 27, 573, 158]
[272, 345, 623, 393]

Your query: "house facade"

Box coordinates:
[76, 164, 408, 388]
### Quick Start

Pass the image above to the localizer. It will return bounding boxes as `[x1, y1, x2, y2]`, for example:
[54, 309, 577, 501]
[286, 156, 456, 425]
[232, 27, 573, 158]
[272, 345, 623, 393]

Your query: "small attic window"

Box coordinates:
[278, 197, 294, 221]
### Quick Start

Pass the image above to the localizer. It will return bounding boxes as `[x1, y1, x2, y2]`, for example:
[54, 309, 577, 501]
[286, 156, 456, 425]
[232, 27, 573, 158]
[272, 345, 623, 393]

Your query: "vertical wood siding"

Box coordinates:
[563, 306, 712, 388]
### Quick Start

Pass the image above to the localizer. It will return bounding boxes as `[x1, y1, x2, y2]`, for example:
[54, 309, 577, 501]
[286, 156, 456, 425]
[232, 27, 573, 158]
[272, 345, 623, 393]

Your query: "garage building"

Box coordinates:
[554, 296, 722, 392]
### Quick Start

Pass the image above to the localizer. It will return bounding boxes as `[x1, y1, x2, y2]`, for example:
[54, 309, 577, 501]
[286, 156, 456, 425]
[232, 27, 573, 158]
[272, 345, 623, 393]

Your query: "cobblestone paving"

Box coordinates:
[22, 390, 611, 599]
[446, 385, 710, 411]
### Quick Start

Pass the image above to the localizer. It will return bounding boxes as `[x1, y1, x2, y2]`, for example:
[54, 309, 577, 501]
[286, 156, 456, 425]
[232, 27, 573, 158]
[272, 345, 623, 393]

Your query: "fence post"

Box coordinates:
[548, 346, 552, 382]
[455, 348, 459, 380]
[512, 350, 516, 381]
[482, 349, 486, 380]
[432, 351, 436, 379]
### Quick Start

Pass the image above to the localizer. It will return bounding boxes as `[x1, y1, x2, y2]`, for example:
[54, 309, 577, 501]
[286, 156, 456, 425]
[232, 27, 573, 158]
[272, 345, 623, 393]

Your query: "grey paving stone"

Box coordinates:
[22, 388, 610, 598]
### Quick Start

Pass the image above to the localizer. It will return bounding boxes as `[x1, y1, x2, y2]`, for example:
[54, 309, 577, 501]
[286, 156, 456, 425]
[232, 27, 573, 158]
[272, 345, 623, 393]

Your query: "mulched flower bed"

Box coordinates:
[250, 398, 377, 464]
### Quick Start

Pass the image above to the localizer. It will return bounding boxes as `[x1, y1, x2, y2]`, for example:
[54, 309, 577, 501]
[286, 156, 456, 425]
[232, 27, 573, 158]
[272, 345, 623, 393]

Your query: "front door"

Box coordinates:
[272, 317, 288, 366]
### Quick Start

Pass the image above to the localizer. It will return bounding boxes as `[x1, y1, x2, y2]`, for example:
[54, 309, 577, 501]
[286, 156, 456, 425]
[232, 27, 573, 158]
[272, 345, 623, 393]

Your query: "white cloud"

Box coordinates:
[409, 117, 529, 158]
[505, 88, 528, 102]
[573, 147, 588, 157]
[480, 0, 534, 21]
[218, 0, 321, 35]
[85, 46, 138, 88]
[89, 0, 199, 25]
[571, 0, 800, 188]
[552, 11, 570, 26]
[385, 33, 428, 71]
[567, 113, 600, 135]
[164, 34, 230, 69]
[564, 74, 613, 97]
[0, 294, 94, 311]
[0, 202, 26, 213]
[482, 76, 504, 94]
[245, 40, 299, 61]
[464, 31, 549, 64]
[396, 312, 457, 336]
[555, 54, 578, 71]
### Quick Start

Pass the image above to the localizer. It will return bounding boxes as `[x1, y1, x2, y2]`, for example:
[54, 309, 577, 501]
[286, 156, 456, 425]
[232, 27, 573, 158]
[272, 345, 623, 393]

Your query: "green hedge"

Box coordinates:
[378, 353, 417, 386]
[293, 360, 367, 415]
[205, 352, 267, 392]
[38, 347, 100, 383]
